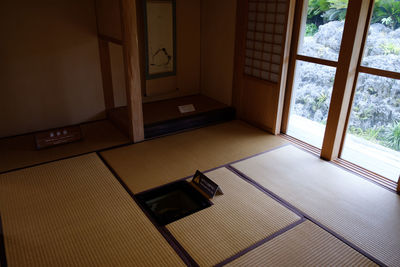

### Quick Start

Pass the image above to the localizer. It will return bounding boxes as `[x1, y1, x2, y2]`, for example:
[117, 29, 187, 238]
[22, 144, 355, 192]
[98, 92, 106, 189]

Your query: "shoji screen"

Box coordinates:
[244, 0, 287, 83]
[234, 0, 294, 134]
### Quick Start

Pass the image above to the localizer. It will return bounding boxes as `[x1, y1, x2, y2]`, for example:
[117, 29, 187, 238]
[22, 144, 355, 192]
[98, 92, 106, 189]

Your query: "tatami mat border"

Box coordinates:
[0, 120, 232, 176]
[121, 142, 390, 266]
[128, 144, 388, 266]
[134, 142, 396, 197]
[1, 133, 394, 266]
[2, 121, 396, 195]
[135, 144, 291, 196]
[226, 166, 304, 218]
[124, 141, 389, 267]
[214, 218, 306, 267]
[226, 165, 387, 267]
[96, 153, 199, 267]
[0, 214, 7, 267]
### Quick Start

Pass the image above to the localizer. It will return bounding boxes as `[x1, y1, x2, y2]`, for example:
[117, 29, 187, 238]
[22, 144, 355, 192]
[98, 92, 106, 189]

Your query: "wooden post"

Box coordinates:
[98, 39, 115, 112]
[321, 0, 370, 160]
[397, 176, 400, 193]
[338, 0, 375, 157]
[271, 0, 296, 135]
[120, 0, 145, 142]
[232, 0, 248, 118]
[280, 0, 305, 133]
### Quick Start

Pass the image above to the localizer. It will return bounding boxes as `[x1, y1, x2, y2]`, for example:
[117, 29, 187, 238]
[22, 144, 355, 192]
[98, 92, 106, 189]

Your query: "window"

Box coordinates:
[283, 0, 400, 186]
[341, 0, 400, 182]
[286, 0, 349, 148]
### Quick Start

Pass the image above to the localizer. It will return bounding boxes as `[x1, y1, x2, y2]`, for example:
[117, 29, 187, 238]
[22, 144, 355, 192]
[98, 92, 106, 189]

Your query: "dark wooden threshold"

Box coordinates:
[144, 107, 235, 139]
[279, 134, 321, 156]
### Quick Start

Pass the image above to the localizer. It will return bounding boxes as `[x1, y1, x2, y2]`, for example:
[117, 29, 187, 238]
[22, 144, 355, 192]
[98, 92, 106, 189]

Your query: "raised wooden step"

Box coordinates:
[108, 95, 236, 139]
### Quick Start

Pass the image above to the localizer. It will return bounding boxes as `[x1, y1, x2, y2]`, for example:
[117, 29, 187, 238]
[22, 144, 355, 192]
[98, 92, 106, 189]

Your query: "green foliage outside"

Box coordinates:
[306, 0, 400, 36]
[372, 0, 400, 30]
[387, 121, 400, 150]
[349, 126, 383, 143]
[348, 121, 400, 151]
[380, 42, 400, 55]
[305, 23, 318, 36]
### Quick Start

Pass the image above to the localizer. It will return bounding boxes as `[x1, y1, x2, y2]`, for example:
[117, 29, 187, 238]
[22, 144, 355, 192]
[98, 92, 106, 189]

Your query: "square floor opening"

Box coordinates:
[136, 180, 212, 226]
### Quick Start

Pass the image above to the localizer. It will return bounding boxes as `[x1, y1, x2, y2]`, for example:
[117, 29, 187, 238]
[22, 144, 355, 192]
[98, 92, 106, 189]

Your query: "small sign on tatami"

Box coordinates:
[191, 170, 223, 198]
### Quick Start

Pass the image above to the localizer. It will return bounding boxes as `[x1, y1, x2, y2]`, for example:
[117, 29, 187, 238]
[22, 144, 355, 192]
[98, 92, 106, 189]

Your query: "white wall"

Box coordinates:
[201, 0, 237, 106]
[0, 0, 105, 137]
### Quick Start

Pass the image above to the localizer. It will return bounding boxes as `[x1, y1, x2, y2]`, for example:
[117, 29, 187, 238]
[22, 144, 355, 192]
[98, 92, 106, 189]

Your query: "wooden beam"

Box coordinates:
[98, 39, 115, 111]
[120, 0, 145, 142]
[321, 0, 370, 160]
[296, 55, 338, 68]
[359, 66, 400, 80]
[98, 34, 123, 45]
[95, 0, 123, 41]
[135, 0, 147, 98]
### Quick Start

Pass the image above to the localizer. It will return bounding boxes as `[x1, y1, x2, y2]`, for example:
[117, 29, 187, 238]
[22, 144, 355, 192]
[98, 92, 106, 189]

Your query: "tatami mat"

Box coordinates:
[101, 120, 287, 193]
[226, 220, 377, 267]
[0, 154, 184, 267]
[0, 120, 129, 173]
[232, 145, 400, 267]
[167, 167, 301, 266]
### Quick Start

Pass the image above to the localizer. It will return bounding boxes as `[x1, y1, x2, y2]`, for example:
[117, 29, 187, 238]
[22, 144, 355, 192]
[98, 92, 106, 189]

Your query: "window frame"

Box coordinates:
[282, 0, 399, 186]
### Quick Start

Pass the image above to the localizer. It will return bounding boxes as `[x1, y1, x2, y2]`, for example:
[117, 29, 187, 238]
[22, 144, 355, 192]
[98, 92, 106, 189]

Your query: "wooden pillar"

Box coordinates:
[120, 0, 145, 142]
[281, 0, 305, 133]
[232, 0, 248, 118]
[98, 39, 115, 112]
[271, 0, 296, 135]
[321, 0, 370, 160]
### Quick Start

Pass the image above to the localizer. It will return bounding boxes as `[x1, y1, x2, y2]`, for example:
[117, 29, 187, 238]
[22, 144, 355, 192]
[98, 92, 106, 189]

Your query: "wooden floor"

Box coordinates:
[0, 95, 231, 174]
[0, 120, 129, 174]
[0, 120, 397, 267]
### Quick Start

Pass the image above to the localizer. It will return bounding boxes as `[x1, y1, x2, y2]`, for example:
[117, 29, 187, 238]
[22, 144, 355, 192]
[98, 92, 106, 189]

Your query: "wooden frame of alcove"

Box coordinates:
[97, 0, 297, 142]
[95, 0, 145, 143]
